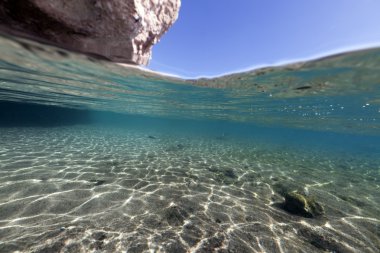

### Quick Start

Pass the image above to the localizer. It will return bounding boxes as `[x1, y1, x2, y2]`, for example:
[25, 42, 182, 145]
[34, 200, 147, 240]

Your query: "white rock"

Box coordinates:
[0, 0, 181, 65]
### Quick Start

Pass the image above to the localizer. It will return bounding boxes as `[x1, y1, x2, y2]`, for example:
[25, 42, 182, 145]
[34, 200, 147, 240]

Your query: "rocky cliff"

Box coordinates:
[0, 0, 181, 65]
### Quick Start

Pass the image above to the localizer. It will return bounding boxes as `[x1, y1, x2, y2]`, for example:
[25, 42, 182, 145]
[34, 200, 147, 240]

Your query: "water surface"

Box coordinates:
[0, 34, 379, 253]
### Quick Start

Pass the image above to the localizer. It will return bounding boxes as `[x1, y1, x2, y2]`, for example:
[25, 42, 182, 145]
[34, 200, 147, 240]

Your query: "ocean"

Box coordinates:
[0, 34, 379, 252]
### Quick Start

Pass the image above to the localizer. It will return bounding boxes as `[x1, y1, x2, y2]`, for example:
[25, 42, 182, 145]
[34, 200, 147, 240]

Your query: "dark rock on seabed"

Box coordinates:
[92, 231, 107, 241]
[284, 191, 324, 218]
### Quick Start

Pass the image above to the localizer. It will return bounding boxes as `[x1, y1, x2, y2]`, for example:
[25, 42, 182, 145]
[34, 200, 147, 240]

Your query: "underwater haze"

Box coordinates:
[0, 34, 379, 252]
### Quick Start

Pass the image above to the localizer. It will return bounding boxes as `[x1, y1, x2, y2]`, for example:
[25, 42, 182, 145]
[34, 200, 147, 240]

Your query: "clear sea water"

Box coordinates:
[0, 34, 379, 253]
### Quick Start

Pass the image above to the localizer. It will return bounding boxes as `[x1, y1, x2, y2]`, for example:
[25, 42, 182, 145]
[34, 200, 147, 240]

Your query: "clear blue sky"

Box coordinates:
[148, 0, 380, 77]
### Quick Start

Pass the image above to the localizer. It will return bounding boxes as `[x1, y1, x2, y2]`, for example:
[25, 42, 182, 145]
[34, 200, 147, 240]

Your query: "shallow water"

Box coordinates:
[0, 34, 379, 253]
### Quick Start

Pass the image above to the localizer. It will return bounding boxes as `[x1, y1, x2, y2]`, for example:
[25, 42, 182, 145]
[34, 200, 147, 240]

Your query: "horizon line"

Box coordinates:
[145, 42, 380, 80]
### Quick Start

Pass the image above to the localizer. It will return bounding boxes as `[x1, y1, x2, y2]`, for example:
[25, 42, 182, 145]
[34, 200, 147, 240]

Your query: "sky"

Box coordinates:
[148, 0, 380, 78]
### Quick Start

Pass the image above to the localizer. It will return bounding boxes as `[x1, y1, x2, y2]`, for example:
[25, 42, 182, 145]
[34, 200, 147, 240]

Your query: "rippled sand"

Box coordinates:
[0, 126, 379, 253]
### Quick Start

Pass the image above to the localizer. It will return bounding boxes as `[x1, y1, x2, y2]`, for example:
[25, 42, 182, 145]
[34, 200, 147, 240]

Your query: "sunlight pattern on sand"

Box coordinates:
[0, 126, 379, 252]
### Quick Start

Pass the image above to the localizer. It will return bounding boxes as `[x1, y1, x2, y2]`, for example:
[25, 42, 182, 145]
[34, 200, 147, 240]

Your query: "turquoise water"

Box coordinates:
[0, 34, 379, 252]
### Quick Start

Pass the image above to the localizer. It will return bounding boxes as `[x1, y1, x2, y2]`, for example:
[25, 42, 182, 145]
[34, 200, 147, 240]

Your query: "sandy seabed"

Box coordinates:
[0, 126, 379, 253]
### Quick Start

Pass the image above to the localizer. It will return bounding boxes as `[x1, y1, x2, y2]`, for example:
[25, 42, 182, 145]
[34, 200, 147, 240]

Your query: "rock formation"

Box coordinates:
[0, 0, 181, 65]
[284, 191, 324, 218]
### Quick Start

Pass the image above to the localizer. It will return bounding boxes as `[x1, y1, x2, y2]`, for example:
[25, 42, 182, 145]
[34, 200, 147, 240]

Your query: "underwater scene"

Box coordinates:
[0, 34, 379, 253]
